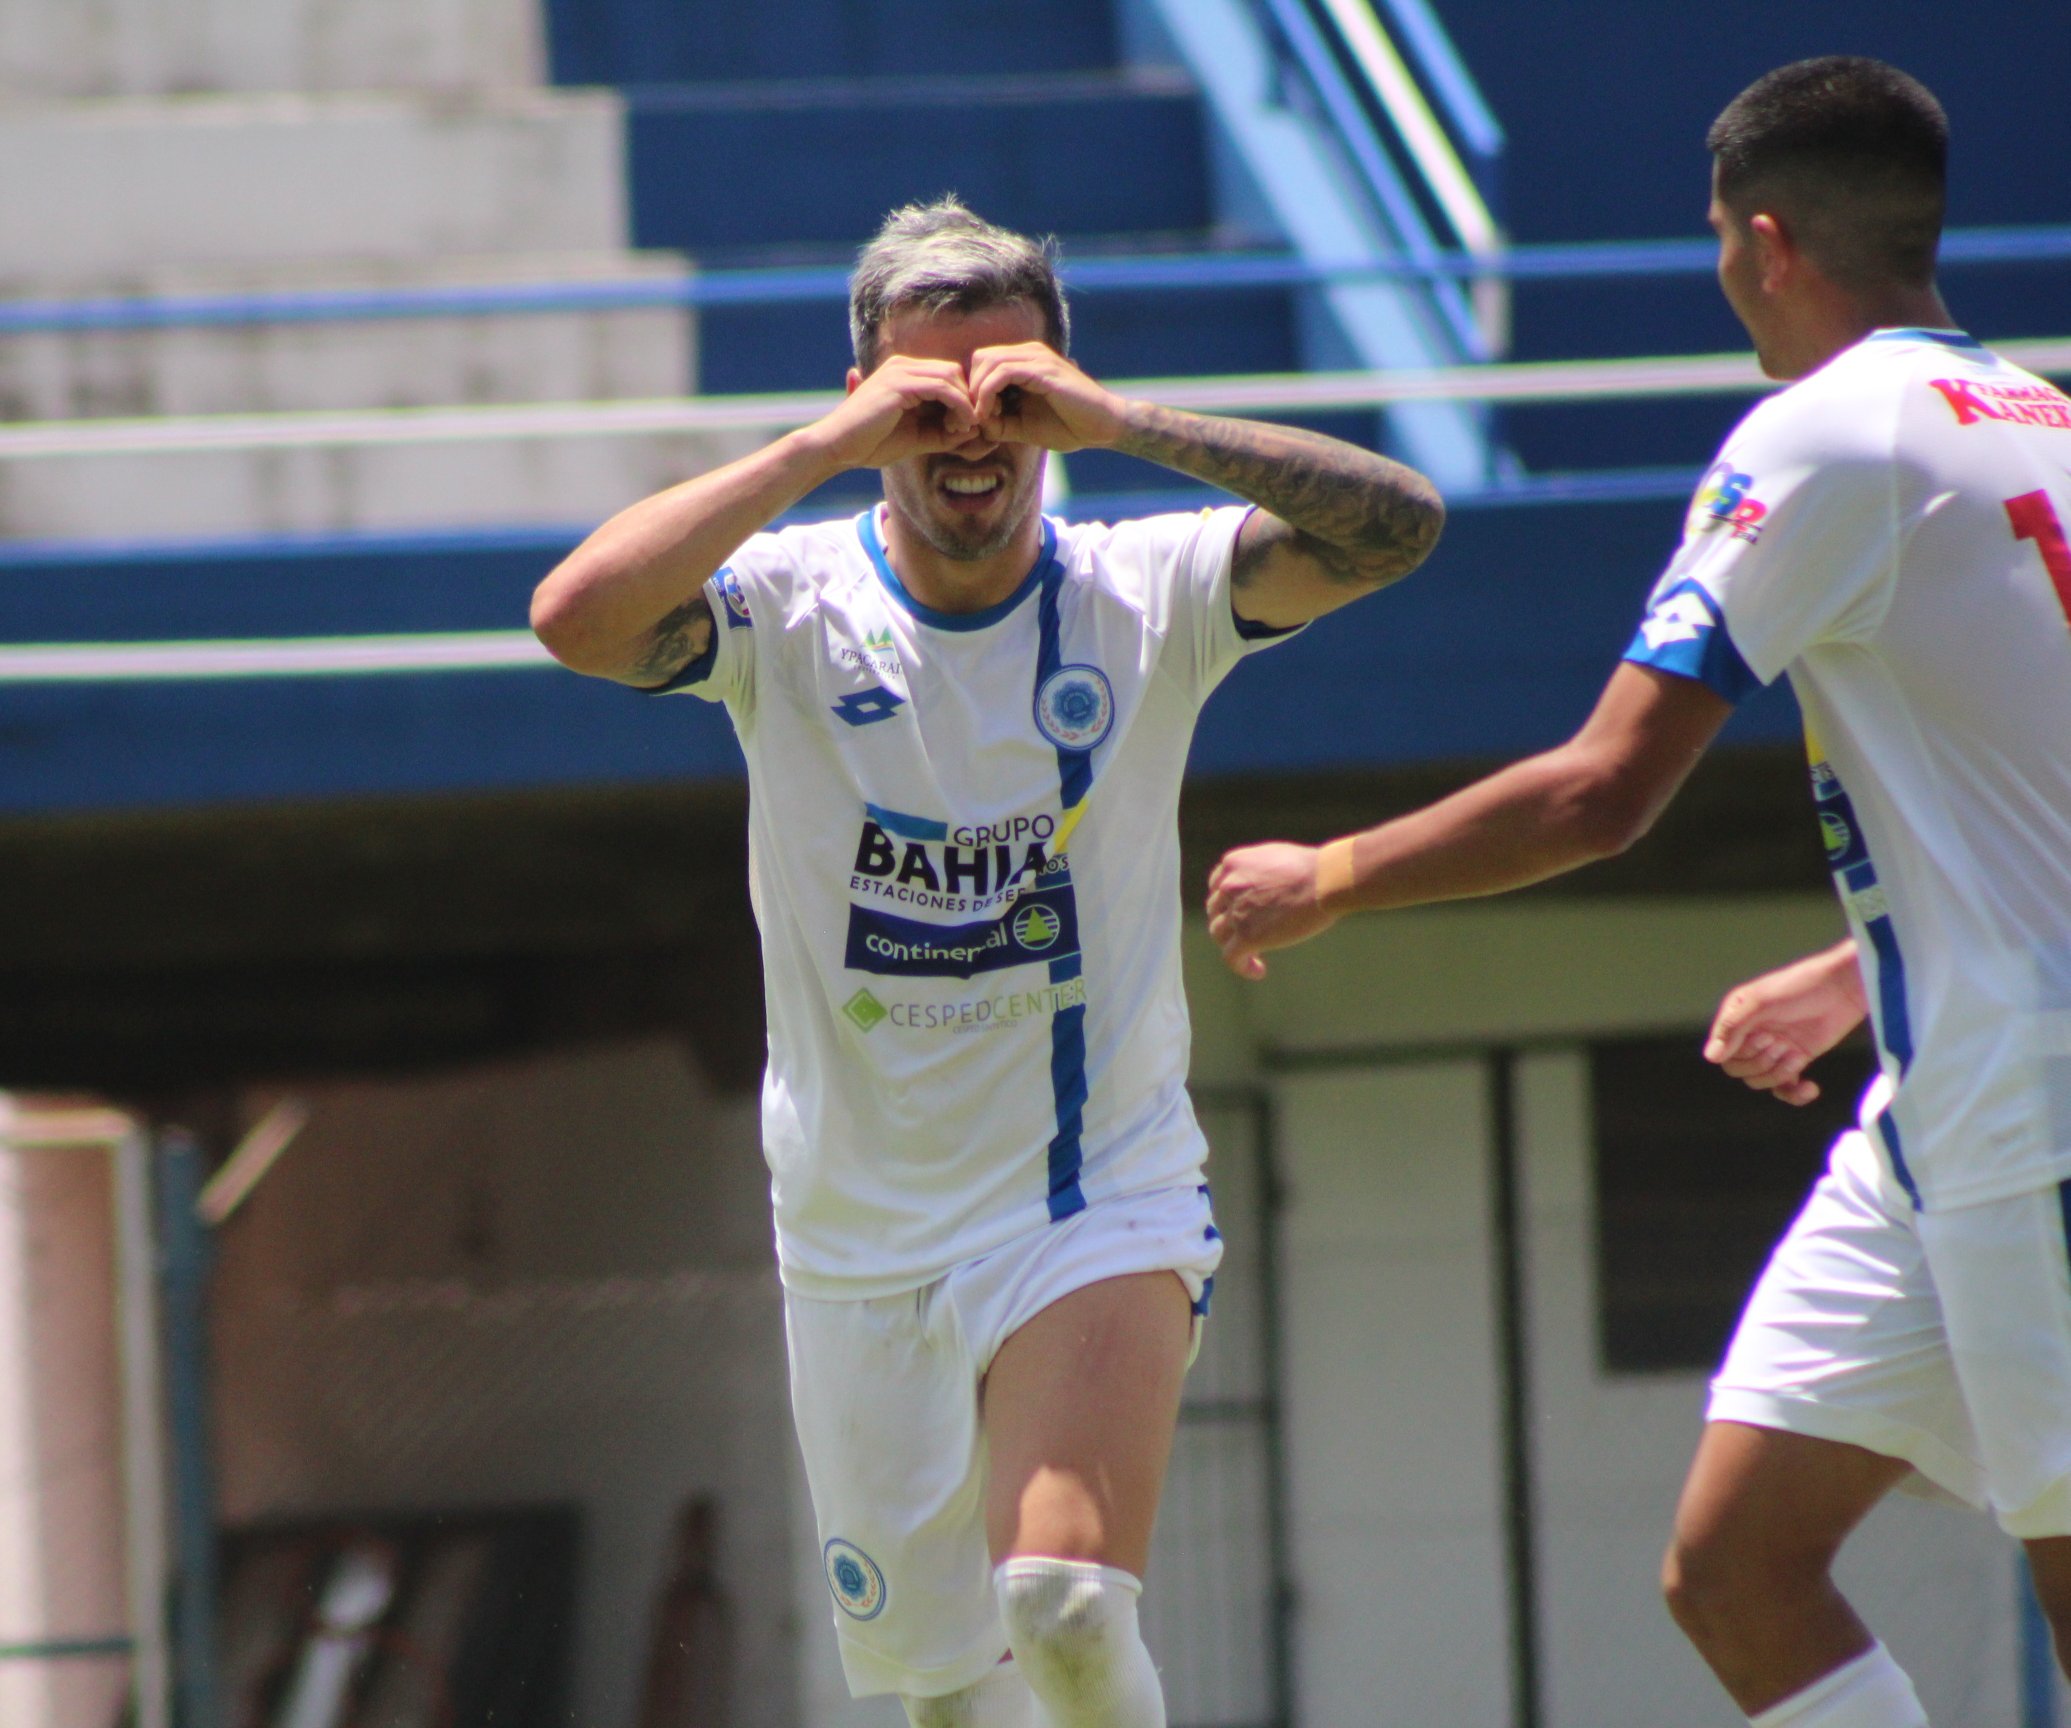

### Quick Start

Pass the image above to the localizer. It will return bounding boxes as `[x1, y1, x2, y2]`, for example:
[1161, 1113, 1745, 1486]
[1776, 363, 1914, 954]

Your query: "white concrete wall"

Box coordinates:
[1276, 1061, 1512, 1727]
[1183, 890, 2040, 1726]
[1514, 1049, 2025, 1728]
[0, 425, 759, 540]
[210, 1041, 800, 1728]
[0, 92, 626, 285]
[0, 0, 544, 98]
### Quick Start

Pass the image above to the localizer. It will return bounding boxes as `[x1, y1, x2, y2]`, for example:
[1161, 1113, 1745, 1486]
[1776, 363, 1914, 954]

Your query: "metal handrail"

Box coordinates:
[0, 227, 2062, 337]
[1257, 0, 1486, 356]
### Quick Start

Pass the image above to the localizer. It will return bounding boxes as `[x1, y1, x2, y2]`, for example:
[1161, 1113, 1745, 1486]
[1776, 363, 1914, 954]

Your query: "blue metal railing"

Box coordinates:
[0, 226, 2061, 338]
[1256, 0, 1486, 357]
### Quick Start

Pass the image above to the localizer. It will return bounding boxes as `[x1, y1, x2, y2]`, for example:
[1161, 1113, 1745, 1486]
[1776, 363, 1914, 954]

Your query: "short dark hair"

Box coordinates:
[849, 196, 1071, 373]
[1707, 56, 1947, 289]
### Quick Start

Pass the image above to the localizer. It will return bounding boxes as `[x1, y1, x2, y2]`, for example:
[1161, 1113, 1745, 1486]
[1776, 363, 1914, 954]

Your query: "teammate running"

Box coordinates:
[531, 198, 1443, 1728]
[1207, 57, 2071, 1728]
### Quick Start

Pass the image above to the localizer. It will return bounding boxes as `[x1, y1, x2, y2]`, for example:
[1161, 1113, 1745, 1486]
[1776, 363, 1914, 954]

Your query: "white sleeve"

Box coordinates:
[1089, 505, 1305, 704]
[1623, 388, 1903, 698]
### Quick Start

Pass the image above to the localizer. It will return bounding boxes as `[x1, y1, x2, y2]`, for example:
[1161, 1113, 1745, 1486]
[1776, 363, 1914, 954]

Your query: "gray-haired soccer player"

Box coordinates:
[1210, 58, 2071, 1728]
[533, 198, 1442, 1727]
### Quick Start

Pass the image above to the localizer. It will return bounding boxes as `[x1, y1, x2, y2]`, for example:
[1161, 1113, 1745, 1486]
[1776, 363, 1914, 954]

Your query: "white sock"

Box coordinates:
[995, 1558, 1166, 1728]
[1750, 1642, 1929, 1728]
[902, 1661, 1037, 1728]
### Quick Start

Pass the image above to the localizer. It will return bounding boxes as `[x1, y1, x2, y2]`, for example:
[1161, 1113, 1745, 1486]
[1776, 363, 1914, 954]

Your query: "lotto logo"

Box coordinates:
[1639, 590, 1719, 650]
[832, 686, 906, 727]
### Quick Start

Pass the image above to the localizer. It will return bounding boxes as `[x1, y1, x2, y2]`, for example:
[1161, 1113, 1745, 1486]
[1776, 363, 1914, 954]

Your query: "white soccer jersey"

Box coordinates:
[1625, 329, 2071, 1210]
[659, 503, 1287, 1294]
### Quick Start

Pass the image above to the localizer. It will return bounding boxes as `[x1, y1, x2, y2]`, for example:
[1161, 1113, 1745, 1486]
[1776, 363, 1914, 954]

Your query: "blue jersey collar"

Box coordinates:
[859, 507, 1055, 632]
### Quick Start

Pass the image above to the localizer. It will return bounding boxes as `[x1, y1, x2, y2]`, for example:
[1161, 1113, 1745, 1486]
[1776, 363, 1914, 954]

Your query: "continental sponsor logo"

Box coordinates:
[1929, 376, 2071, 430]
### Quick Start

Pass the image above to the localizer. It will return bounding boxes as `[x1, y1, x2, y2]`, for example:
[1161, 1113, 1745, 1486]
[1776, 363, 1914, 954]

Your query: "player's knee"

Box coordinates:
[996, 1557, 1159, 1720]
[1661, 1523, 1826, 1638]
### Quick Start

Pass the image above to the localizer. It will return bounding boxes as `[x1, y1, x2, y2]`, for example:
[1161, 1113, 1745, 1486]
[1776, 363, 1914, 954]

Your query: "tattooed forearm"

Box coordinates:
[630, 593, 715, 685]
[1112, 404, 1443, 588]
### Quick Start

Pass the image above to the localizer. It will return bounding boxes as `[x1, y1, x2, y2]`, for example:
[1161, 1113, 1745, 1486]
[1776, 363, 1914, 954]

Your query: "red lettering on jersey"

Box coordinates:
[2006, 491, 2071, 628]
[1931, 378, 2004, 425]
[1933, 377, 2071, 429]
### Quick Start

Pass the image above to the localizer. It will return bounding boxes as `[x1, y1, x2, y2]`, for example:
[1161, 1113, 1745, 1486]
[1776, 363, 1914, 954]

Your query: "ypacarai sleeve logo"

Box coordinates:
[1034, 664, 1115, 751]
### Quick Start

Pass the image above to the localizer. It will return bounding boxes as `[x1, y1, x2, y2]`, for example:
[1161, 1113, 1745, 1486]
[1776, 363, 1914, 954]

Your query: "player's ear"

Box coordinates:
[846, 367, 863, 395]
[1748, 212, 1796, 293]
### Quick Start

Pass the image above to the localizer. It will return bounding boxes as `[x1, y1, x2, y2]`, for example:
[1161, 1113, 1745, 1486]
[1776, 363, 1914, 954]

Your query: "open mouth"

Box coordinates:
[938, 471, 1002, 499]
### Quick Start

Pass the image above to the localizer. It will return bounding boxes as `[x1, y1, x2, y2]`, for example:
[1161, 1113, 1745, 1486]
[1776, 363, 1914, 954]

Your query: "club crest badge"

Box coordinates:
[1034, 665, 1114, 752]
[824, 1538, 888, 1620]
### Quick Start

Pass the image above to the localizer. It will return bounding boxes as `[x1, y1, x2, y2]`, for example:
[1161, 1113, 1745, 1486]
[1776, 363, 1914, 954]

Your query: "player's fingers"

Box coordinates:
[1773, 1077, 1821, 1106]
[1240, 953, 1267, 981]
[1702, 990, 1757, 1063]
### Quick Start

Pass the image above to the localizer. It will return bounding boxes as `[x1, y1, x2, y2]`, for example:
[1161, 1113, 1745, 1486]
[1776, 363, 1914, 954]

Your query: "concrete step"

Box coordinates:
[548, 0, 1117, 85]
[0, 425, 759, 541]
[0, 90, 627, 283]
[0, 252, 697, 421]
[0, 0, 543, 98]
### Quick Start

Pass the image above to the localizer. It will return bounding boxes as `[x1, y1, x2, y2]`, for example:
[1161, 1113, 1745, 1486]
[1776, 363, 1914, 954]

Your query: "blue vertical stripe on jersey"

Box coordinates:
[1035, 544, 1089, 1219]
[1848, 863, 1918, 1074]
[1812, 758, 1921, 1204]
[2057, 1179, 2071, 1273]
[1874, 1107, 1923, 1212]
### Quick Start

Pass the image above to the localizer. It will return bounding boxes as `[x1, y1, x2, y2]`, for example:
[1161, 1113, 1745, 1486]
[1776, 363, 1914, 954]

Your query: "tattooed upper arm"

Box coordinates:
[627, 592, 716, 687]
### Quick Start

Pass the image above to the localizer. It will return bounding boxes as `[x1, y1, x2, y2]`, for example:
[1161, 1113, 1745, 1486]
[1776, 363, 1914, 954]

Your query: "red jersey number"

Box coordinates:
[2006, 490, 2071, 626]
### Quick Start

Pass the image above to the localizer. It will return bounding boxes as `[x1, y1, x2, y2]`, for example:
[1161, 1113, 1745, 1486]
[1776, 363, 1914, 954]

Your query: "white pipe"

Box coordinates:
[112, 1132, 171, 1728]
[0, 341, 2061, 463]
[1316, 0, 1500, 255]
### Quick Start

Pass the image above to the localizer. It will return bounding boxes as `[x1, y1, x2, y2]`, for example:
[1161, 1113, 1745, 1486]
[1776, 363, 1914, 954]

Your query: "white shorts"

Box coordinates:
[1710, 1127, 2071, 1537]
[784, 1182, 1222, 1699]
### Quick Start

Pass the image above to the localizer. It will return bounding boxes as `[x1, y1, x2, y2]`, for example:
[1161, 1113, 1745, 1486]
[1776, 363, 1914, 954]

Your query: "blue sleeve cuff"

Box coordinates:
[1621, 579, 1764, 706]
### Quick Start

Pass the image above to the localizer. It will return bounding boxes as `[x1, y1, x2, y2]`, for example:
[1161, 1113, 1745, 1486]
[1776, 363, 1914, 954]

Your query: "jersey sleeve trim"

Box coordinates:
[1621, 578, 1764, 705]
[633, 635, 719, 695]
[1233, 613, 1307, 641]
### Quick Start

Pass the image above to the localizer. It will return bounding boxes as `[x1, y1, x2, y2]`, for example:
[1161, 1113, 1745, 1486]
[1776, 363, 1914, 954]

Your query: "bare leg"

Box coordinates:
[982, 1271, 1192, 1571]
[1663, 1420, 1913, 1715]
[980, 1272, 1191, 1727]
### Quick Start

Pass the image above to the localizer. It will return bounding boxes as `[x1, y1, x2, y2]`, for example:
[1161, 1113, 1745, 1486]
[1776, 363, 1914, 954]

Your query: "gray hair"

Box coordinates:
[848, 196, 1070, 373]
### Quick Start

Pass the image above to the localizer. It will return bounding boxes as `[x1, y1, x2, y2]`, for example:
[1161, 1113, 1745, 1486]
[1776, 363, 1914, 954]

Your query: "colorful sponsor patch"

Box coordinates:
[715, 567, 752, 628]
[1687, 462, 1769, 543]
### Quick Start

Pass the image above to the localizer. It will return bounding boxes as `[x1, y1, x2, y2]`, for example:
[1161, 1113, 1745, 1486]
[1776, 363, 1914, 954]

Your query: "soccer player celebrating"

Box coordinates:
[532, 198, 1443, 1728]
[1210, 56, 2071, 1728]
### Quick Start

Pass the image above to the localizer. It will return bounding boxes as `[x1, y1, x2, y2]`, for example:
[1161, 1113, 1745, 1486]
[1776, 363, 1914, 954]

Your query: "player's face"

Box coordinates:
[871, 300, 1051, 564]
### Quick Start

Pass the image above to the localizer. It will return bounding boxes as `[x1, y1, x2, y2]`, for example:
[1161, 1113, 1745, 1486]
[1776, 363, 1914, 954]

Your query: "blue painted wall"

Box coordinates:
[0, 496, 1791, 818]
[1440, 1, 2071, 476]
